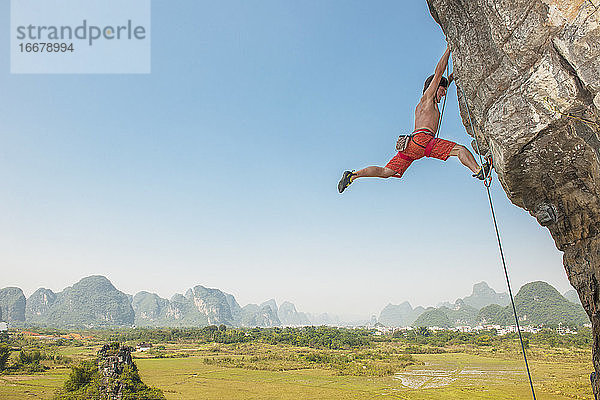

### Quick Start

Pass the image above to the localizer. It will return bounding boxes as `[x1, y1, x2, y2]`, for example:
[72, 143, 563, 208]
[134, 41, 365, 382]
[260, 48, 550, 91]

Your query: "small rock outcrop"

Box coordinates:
[97, 344, 135, 400]
[426, 0, 600, 392]
[55, 342, 165, 400]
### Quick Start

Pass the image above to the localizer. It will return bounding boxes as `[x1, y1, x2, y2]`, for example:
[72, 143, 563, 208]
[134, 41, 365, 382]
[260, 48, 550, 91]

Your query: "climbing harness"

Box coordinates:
[460, 85, 537, 400]
[543, 97, 600, 131]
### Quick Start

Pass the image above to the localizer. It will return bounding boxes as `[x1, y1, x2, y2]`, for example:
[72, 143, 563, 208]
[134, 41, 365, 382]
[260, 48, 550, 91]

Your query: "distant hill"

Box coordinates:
[0, 287, 26, 323]
[441, 300, 479, 326]
[3, 276, 587, 329]
[132, 288, 311, 328]
[185, 285, 239, 325]
[305, 313, 341, 326]
[412, 308, 452, 328]
[25, 288, 57, 321]
[3, 276, 323, 328]
[131, 291, 209, 327]
[26, 276, 134, 328]
[477, 281, 589, 326]
[168, 293, 209, 326]
[564, 289, 581, 305]
[412, 301, 478, 328]
[261, 299, 278, 315]
[3, 275, 340, 328]
[378, 282, 507, 328]
[378, 302, 425, 327]
[477, 303, 505, 323]
[132, 291, 170, 326]
[240, 304, 280, 327]
[408, 281, 588, 328]
[132, 286, 242, 327]
[278, 301, 311, 326]
[462, 282, 509, 310]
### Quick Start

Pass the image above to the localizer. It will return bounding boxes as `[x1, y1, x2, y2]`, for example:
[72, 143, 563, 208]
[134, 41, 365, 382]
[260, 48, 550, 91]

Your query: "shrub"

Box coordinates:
[63, 360, 98, 392]
[474, 335, 493, 346]
[0, 344, 10, 371]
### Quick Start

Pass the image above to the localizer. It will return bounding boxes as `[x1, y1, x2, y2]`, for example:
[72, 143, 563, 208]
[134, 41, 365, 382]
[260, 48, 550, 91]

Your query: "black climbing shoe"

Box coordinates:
[473, 156, 492, 180]
[338, 170, 355, 193]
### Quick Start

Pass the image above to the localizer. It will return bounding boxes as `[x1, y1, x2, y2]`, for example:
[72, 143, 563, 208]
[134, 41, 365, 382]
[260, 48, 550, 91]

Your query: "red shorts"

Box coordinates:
[385, 129, 456, 178]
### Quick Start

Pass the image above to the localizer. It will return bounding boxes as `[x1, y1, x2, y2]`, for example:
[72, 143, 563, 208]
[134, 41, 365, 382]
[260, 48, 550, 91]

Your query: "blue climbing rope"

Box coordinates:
[434, 64, 449, 139]
[459, 85, 537, 400]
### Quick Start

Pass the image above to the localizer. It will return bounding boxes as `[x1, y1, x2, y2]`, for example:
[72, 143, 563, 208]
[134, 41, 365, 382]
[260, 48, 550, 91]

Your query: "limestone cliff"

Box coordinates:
[27, 276, 134, 328]
[25, 288, 56, 321]
[426, 0, 600, 392]
[0, 287, 26, 323]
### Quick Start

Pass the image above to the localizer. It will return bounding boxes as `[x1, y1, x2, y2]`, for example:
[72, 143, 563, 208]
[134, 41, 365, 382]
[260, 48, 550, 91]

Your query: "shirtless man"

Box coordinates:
[338, 46, 490, 193]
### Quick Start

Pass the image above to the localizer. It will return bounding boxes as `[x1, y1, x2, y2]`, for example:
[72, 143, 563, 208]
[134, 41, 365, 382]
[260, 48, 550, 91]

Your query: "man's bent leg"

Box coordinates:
[352, 166, 397, 181]
[449, 144, 480, 174]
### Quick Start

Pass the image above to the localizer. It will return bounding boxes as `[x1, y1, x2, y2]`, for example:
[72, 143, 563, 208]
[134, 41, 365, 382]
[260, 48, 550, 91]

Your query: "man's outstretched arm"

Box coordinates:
[423, 46, 451, 100]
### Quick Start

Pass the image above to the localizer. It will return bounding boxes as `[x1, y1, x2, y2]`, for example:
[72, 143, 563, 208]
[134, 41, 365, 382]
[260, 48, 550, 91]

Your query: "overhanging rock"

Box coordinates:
[426, 0, 600, 393]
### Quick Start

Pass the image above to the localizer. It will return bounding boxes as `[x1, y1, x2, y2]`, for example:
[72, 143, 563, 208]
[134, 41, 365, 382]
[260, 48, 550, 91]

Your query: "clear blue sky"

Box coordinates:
[0, 1, 569, 317]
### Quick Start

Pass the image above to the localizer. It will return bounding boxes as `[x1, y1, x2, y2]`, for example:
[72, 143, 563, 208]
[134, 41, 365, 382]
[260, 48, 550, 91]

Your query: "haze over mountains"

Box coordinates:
[382, 281, 588, 328]
[0, 276, 330, 329]
[0, 276, 588, 329]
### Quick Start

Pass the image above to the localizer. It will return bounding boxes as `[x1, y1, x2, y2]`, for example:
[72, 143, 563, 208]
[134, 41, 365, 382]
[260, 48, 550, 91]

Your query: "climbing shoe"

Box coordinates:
[473, 156, 492, 180]
[338, 170, 355, 193]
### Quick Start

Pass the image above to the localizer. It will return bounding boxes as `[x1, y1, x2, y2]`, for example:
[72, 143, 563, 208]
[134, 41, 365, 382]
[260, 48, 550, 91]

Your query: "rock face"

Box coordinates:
[97, 343, 135, 400]
[132, 291, 208, 327]
[185, 285, 238, 325]
[0, 287, 26, 323]
[25, 288, 57, 320]
[426, 0, 600, 390]
[132, 286, 245, 327]
[260, 299, 278, 315]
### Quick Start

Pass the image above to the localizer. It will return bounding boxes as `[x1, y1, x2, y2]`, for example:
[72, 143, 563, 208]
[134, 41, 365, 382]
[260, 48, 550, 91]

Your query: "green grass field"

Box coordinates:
[0, 341, 593, 399]
[133, 352, 591, 399]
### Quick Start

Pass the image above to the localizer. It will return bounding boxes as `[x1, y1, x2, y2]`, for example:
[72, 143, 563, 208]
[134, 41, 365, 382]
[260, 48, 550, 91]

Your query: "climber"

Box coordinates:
[338, 46, 491, 193]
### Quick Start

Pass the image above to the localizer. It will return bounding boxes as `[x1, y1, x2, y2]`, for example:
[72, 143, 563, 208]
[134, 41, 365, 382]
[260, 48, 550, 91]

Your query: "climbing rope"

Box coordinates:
[459, 85, 537, 400]
[434, 64, 450, 139]
[543, 97, 600, 131]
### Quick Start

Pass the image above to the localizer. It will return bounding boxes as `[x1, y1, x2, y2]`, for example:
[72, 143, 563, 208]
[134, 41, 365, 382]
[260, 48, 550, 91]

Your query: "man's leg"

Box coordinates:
[351, 166, 397, 181]
[449, 144, 480, 173]
[338, 165, 398, 193]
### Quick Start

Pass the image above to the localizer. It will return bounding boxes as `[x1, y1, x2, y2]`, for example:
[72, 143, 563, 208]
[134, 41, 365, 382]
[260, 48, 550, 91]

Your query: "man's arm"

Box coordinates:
[422, 46, 451, 100]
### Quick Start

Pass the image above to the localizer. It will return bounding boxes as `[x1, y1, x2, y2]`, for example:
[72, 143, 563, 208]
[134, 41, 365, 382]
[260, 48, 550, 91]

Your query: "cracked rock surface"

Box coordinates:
[426, 0, 600, 392]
